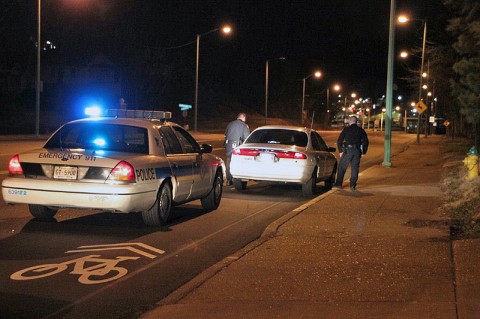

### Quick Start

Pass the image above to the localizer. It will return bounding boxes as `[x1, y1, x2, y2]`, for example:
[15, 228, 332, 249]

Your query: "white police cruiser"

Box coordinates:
[1, 109, 225, 226]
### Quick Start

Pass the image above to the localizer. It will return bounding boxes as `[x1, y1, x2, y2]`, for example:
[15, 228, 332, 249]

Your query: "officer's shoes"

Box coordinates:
[332, 185, 342, 190]
[350, 186, 356, 192]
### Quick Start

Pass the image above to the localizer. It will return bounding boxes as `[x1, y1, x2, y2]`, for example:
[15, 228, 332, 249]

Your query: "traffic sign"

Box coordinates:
[415, 101, 427, 114]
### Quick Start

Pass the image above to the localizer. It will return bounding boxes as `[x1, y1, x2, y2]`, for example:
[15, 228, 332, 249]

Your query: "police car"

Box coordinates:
[229, 125, 337, 195]
[1, 109, 225, 226]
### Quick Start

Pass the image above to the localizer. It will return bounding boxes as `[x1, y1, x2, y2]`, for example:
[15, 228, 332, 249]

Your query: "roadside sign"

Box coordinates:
[415, 101, 427, 114]
[179, 104, 192, 111]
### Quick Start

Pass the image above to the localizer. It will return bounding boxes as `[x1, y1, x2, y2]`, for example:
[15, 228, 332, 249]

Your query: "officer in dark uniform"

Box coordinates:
[224, 113, 250, 185]
[334, 116, 369, 191]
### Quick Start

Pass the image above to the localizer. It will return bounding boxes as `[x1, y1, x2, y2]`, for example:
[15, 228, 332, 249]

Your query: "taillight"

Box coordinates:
[8, 155, 24, 175]
[273, 151, 307, 159]
[107, 161, 135, 182]
[232, 148, 260, 156]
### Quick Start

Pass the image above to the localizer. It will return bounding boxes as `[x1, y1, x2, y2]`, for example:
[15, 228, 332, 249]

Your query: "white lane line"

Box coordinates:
[45, 200, 286, 317]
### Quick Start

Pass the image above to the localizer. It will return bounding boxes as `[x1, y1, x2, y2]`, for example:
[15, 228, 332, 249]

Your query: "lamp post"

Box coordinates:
[265, 57, 285, 125]
[301, 71, 321, 126]
[399, 15, 427, 144]
[382, 0, 395, 167]
[194, 25, 231, 131]
[35, 0, 41, 136]
[417, 19, 427, 143]
[324, 84, 340, 128]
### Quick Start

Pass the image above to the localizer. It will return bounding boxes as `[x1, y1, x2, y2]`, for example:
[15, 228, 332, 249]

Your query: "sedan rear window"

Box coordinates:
[245, 129, 308, 147]
[45, 123, 149, 154]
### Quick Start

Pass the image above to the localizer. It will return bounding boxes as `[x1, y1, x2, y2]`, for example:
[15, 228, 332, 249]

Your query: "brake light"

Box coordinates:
[273, 151, 307, 159]
[108, 161, 135, 182]
[232, 148, 260, 156]
[8, 155, 24, 175]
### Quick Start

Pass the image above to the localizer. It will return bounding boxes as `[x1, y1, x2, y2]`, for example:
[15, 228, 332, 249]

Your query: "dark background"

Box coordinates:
[0, 0, 448, 130]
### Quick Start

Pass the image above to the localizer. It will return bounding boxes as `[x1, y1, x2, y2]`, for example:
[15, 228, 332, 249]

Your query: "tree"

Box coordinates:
[444, 0, 480, 143]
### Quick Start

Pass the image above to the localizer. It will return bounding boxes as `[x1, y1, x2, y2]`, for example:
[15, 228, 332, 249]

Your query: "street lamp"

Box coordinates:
[194, 25, 231, 131]
[398, 14, 427, 144]
[35, 0, 41, 136]
[382, 0, 396, 167]
[265, 57, 286, 125]
[301, 71, 321, 126]
[324, 84, 341, 128]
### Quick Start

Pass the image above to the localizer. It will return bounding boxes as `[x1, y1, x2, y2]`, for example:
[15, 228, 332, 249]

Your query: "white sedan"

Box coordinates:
[229, 125, 337, 195]
[2, 109, 225, 226]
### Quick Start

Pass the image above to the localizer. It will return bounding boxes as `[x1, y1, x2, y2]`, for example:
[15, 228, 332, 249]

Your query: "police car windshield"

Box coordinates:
[45, 123, 149, 154]
[245, 129, 308, 147]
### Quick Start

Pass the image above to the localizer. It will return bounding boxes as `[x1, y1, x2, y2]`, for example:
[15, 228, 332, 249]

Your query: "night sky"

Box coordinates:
[1, 0, 448, 117]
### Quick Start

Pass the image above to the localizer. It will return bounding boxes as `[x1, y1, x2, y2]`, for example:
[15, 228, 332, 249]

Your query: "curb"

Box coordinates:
[154, 166, 380, 308]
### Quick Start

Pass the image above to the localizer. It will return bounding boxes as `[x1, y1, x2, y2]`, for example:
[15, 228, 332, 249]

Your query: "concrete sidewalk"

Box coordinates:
[142, 135, 480, 319]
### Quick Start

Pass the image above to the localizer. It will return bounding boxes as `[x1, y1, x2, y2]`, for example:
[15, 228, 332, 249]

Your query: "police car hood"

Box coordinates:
[18, 148, 140, 168]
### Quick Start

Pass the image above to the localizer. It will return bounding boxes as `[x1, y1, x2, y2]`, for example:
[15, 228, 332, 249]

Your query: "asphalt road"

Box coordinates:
[0, 130, 416, 318]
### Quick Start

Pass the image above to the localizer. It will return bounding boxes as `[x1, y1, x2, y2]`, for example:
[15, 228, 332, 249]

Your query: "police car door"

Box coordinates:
[159, 126, 194, 202]
[172, 126, 208, 197]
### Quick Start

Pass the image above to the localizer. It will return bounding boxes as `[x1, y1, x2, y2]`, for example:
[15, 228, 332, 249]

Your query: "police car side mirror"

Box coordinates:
[328, 147, 336, 153]
[200, 144, 213, 154]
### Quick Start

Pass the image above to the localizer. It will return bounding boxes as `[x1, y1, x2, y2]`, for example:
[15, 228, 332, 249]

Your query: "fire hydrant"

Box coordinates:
[463, 146, 479, 180]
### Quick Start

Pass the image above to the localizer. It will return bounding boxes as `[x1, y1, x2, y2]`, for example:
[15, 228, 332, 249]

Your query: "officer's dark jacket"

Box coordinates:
[337, 124, 369, 154]
[225, 119, 250, 144]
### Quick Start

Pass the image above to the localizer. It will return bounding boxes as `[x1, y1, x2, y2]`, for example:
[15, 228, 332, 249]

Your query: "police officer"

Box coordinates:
[225, 113, 250, 185]
[334, 116, 369, 191]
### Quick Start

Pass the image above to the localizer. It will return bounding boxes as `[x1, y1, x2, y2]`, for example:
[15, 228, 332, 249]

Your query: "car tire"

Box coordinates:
[324, 164, 337, 190]
[28, 205, 58, 220]
[201, 170, 223, 212]
[302, 167, 317, 196]
[233, 178, 247, 191]
[142, 181, 172, 226]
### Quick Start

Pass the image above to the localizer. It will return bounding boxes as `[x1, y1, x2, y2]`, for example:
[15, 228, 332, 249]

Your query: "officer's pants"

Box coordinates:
[335, 148, 361, 188]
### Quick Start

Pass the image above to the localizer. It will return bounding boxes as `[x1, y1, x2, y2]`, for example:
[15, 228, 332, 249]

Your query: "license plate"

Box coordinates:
[54, 166, 78, 180]
[257, 152, 275, 162]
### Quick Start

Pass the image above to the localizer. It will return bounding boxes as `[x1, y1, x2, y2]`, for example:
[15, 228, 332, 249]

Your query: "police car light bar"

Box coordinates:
[105, 109, 172, 120]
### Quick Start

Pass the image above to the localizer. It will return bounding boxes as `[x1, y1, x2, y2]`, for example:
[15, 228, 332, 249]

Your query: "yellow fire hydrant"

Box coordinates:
[463, 146, 479, 180]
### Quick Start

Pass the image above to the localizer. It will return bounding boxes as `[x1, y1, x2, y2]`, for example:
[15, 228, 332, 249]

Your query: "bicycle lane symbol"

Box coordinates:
[10, 242, 165, 285]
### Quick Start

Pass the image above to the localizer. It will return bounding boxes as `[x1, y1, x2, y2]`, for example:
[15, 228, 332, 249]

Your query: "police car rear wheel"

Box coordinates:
[201, 170, 223, 211]
[28, 205, 58, 220]
[142, 182, 172, 226]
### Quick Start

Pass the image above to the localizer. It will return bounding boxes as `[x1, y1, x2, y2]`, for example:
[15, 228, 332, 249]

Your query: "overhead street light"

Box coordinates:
[265, 57, 286, 125]
[194, 25, 232, 131]
[301, 71, 322, 126]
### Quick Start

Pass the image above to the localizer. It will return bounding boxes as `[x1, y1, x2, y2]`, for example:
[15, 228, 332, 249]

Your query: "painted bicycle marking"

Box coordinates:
[10, 242, 165, 285]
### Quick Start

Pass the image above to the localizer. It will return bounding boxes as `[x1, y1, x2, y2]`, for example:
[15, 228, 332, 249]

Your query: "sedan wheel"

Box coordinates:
[302, 167, 317, 196]
[142, 182, 172, 226]
[324, 164, 337, 190]
[233, 178, 247, 191]
[28, 205, 58, 220]
[201, 170, 223, 211]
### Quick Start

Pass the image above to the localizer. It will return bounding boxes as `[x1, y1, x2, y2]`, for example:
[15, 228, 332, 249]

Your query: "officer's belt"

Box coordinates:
[346, 144, 359, 148]
[226, 140, 239, 144]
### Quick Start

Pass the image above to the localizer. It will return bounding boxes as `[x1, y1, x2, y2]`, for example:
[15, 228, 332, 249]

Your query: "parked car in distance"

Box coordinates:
[1, 109, 225, 226]
[229, 125, 337, 195]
